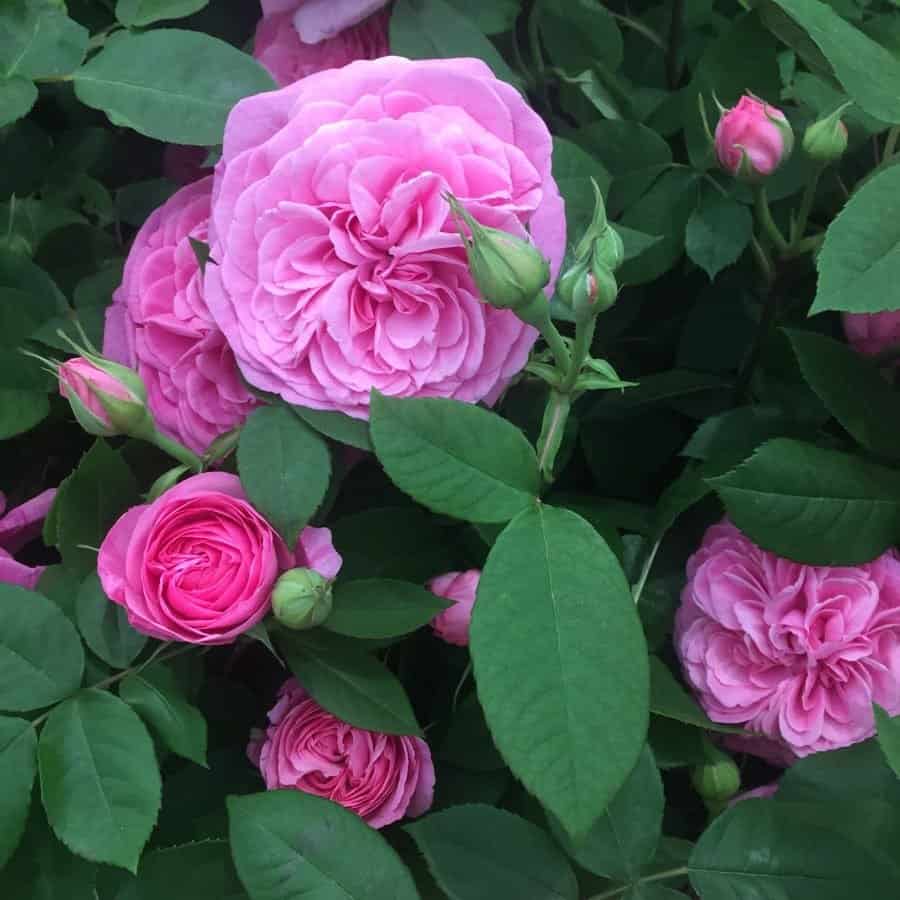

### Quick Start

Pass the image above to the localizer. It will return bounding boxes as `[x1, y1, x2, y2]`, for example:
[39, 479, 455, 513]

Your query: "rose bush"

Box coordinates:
[4, 0, 900, 898]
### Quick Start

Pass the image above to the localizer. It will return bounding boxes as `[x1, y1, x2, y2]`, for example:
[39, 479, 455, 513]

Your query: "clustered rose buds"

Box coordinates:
[714, 94, 793, 180]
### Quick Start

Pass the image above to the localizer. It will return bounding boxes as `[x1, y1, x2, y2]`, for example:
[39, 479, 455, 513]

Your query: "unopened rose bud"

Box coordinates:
[802, 105, 850, 165]
[715, 94, 793, 181]
[272, 567, 333, 630]
[557, 257, 618, 324]
[691, 747, 741, 807]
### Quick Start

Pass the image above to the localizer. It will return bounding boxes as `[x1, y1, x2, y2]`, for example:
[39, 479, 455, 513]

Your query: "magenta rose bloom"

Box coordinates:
[254, 3, 389, 88]
[715, 94, 792, 178]
[104, 177, 258, 454]
[205, 56, 565, 417]
[428, 569, 479, 647]
[843, 311, 900, 360]
[248, 678, 434, 828]
[0, 489, 56, 589]
[675, 519, 900, 760]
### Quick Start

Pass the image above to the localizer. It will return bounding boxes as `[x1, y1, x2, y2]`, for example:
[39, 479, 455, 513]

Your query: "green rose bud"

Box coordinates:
[556, 256, 618, 325]
[272, 568, 333, 630]
[691, 746, 741, 807]
[802, 104, 850, 165]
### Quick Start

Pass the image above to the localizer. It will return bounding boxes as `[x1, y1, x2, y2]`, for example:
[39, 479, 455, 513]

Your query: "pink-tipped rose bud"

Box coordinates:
[427, 569, 480, 647]
[58, 356, 151, 438]
[843, 311, 900, 361]
[715, 95, 793, 180]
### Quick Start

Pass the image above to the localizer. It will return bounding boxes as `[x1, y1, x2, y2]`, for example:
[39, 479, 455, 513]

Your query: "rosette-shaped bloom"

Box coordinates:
[428, 569, 480, 647]
[843, 311, 900, 360]
[0, 489, 56, 589]
[248, 678, 434, 828]
[104, 177, 257, 454]
[676, 520, 900, 759]
[205, 56, 565, 418]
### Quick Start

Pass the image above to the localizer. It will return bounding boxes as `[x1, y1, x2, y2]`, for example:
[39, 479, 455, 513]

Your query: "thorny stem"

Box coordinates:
[588, 866, 691, 900]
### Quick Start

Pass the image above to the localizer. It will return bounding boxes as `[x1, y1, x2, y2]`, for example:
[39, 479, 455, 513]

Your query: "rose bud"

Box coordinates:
[715, 94, 793, 180]
[574, 180, 624, 272]
[557, 257, 618, 325]
[691, 745, 741, 810]
[272, 567, 333, 630]
[428, 569, 480, 646]
[802, 104, 850, 165]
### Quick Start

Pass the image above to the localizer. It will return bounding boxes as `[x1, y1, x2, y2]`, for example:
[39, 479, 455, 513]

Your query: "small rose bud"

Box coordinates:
[272, 567, 333, 630]
[556, 257, 618, 324]
[58, 356, 152, 438]
[802, 105, 850, 165]
[715, 94, 793, 180]
[691, 748, 741, 806]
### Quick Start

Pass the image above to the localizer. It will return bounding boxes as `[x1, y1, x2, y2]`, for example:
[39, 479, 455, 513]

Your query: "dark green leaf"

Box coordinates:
[0, 1, 88, 79]
[584, 370, 728, 421]
[119, 665, 208, 767]
[552, 137, 611, 242]
[445, 0, 520, 34]
[326, 578, 448, 639]
[708, 437, 900, 564]
[75, 573, 147, 670]
[73, 29, 275, 145]
[685, 191, 753, 280]
[0, 388, 49, 438]
[0, 717, 36, 868]
[116, 0, 210, 27]
[540, 0, 623, 73]
[291, 405, 372, 451]
[438, 693, 505, 772]
[649, 657, 740, 734]
[0, 584, 84, 712]
[874, 704, 900, 778]
[0, 76, 37, 128]
[228, 791, 419, 900]
[407, 804, 578, 900]
[626, 886, 686, 900]
[279, 629, 421, 735]
[471, 505, 649, 838]
[38, 689, 161, 872]
[238, 405, 331, 546]
[370, 392, 540, 524]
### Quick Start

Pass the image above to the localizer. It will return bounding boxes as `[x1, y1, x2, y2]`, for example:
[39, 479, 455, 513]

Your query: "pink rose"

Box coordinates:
[205, 56, 565, 418]
[715, 95, 792, 178]
[104, 177, 258, 454]
[675, 519, 900, 760]
[0, 489, 56, 590]
[254, 6, 389, 88]
[260, 0, 390, 42]
[247, 678, 434, 828]
[428, 569, 479, 646]
[843, 311, 900, 360]
[98, 472, 340, 644]
[58, 356, 138, 435]
[162, 144, 213, 186]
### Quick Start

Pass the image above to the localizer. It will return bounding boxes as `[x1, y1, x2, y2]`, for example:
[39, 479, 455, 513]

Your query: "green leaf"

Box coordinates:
[685, 190, 753, 280]
[228, 791, 419, 900]
[291, 404, 372, 451]
[874, 704, 900, 778]
[437, 693, 505, 772]
[708, 437, 900, 564]
[116, 0, 210, 27]
[445, 0, 520, 34]
[407, 805, 578, 900]
[584, 370, 728, 421]
[649, 657, 740, 734]
[811, 164, 900, 315]
[0, 717, 36, 868]
[689, 799, 893, 898]
[325, 578, 449, 639]
[73, 29, 275, 145]
[625, 887, 686, 900]
[0, 388, 49, 438]
[38, 689, 161, 872]
[390, 0, 520, 86]
[540, 0, 623, 73]
[771, 0, 900, 123]
[75, 573, 147, 670]
[787, 329, 900, 460]
[0, 584, 84, 712]
[549, 746, 663, 881]
[278, 629, 422, 735]
[0, 76, 37, 128]
[54, 440, 139, 578]
[119, 665, 208, 767]
[471, 505, 649, 838]
[552, 137, 611, 242]
[0, 1, 88, 79]
[370, 392, 540, 524]
[238, 405, 331, 546]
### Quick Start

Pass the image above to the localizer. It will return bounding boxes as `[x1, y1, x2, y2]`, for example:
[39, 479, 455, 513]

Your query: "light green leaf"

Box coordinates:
[0, 584, 84, 712]
[0, 717, 36, 868]
[471, 505, 649, 838]
[874, 704, 900, 778]
[75, 573, 146, 670]
[708, 437, 900, 564]
[119, 665, 207, 767]
[685, 190, 752, 280]
[290, 405, 372, 451]
[811, 164, 900, 314]
[325, 578, 449, 639]
[228, 791, 419, 900]
[370, 392, 540, 524]
[237, 405, 331, 546]
[0, 1, 88, 79]
[0, 76, 37, 128]
[407, 805, 578, 900]
[116, 0, 210, 27]
[38, 689, 161, 872]
[73, 29, 275, 145]
[278, 629, 421, 735]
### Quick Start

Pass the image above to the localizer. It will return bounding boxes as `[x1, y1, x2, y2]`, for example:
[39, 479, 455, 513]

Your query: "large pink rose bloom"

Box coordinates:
[205, 56, 566, 418]
[0, 489, 56, 590]
[676, 520, 900, 760]
[428, 569, 479, 647]
[254, 5, 389, 89]
[843, 311, 900, 360]
[248, 678, 434, 828]
[97, 473, 341, 644]
[104, 177, 258, 454]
